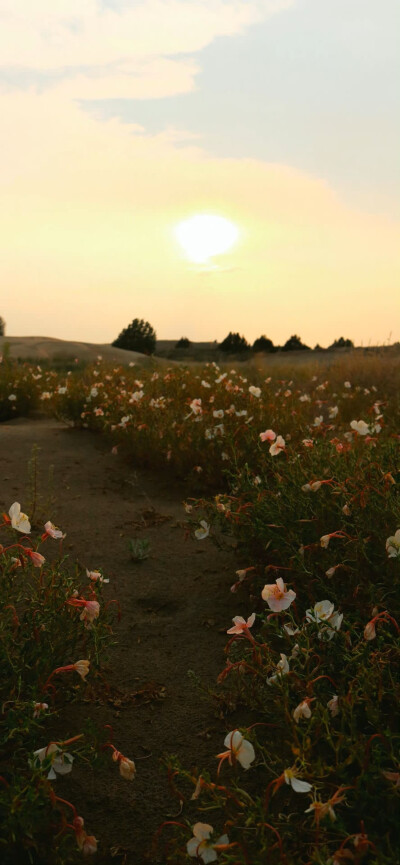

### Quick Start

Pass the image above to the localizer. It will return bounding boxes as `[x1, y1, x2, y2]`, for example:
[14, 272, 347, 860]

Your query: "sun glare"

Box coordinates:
[175, 214, 239, 264]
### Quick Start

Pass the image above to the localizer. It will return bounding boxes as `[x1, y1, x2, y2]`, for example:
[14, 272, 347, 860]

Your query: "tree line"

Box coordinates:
[112, 319, 354, 355]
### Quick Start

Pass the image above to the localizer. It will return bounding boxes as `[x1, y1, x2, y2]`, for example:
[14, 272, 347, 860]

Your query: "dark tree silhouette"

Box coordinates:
[0, 316, 5, 336]
[219, 332, 250, 353]
[282, 334, 311, 352]
[175, 337, 191, 349]
[112, 318, 156, 355]
[328, 337, 354, 350]
[252, 335, 275, 353]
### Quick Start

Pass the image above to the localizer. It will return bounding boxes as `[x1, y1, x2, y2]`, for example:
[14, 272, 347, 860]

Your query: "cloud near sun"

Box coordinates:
[0, 1, 398, 345]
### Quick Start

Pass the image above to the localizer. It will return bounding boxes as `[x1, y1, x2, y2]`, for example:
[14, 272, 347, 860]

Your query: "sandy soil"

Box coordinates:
[0, 417, 240, 863]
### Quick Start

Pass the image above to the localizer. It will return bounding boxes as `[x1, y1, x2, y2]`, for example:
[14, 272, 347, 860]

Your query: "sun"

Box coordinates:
[174, 214, 239, 264]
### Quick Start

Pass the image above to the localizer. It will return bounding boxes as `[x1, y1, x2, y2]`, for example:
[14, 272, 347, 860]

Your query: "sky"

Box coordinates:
[1, 0, 399, 347]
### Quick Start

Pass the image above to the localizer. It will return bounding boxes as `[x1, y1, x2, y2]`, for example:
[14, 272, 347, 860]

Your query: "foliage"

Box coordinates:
[129, 537, 151, 561]
[112, 318, 156, 355]
[0, 316, 5, 336]
[252, 335, 276, 353]
[282, 334, 311, 351]
[0, 507, 121, 861]
[175, 337, 192, 349]
[329, 336, 355, 350]
[219, 332, 250, 354]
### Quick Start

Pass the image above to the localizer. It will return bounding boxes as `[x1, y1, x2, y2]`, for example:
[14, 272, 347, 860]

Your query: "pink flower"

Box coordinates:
[259, 429, 276, 442]
[80, 600, 100, 624]
[26, 550, 46, 567]
[86, 568, 109, 584]
[269, 435, 285, 456]
[43, 520, 65, 539]
[33, 702, 49, 718]
[189, 398, 202, 415]
[73, 660, 90, 680]
[73, 817, 98, 855]
[118, 756, 136, 780]
[227, 613, 256, 635]
[66, 597, 100, 626]
[112, 749, 136, 780]
[261, 577, 296, 612]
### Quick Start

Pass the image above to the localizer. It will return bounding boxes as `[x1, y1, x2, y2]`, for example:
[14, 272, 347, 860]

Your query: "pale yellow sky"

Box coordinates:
[1, 1, 399, 346]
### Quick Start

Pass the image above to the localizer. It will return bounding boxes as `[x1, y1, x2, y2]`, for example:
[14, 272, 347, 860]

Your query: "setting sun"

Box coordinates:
[174, 214, 239, 264]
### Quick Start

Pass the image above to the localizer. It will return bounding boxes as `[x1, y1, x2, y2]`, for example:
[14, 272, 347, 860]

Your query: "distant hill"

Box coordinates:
[0, 336, 159, 366]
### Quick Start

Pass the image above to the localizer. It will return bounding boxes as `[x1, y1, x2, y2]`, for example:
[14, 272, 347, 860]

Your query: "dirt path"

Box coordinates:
[0, 418, 240, 862]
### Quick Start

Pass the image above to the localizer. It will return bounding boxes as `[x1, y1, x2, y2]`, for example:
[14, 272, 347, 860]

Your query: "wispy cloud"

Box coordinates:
[0, 0, 294, 98]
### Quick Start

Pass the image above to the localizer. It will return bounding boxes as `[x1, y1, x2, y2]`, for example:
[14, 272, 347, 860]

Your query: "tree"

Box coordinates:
[328, 337, 354, 350]
[175, 337, 191, 349]
[112, 318, 156, 355]
[0, 316, 5, 336]
[252, 335, 275, 353]
[219, 332, 250, 354]
[282, 334, 310, 352]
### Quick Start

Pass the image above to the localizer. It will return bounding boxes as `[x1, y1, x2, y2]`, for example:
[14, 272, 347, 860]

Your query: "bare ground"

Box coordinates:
[0, 418, 241, 863]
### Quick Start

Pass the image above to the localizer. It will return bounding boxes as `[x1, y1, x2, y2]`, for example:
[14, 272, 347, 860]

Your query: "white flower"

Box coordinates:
[320, 534, 331, 548]
[386, 529, 400, 558]
[8, 394, 16, 401]
[313, 416, 323, 427]
[221, 730, 255, 770]
[129, 390, 144, 403]
[187, 823, 229, 863]
[267, 653, 290, 684]
[327, 695, 340, 717]
[32, 744, 74, 780]
[284, 767, 312, 793]
[306, 601, 343, 640]
[249, 386, 261, 398]
[195, 520, 210, 540]
[328, 406, 339, 418]
[302, 481, 322, 492]
[9, 502, 31, 534]
[350, 420, 369, 435]
[293, 699, 313, 723]
[213, 409, 224, 418]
